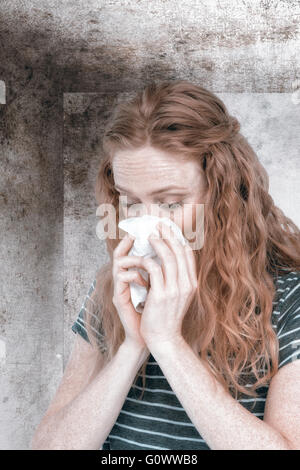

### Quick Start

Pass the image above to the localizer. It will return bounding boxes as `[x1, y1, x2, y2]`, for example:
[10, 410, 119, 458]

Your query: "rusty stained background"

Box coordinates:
[0, 0, 299, 450]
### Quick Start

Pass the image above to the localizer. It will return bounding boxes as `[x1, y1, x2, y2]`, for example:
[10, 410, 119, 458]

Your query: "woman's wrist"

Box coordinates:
[121, 338, 150, 364]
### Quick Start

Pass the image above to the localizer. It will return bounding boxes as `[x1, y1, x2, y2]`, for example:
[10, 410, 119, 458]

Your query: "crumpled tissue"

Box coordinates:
[118, 214, 188, 313]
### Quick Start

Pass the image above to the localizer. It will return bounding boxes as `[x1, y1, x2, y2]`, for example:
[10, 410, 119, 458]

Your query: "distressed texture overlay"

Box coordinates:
[0, 0, 299, 450]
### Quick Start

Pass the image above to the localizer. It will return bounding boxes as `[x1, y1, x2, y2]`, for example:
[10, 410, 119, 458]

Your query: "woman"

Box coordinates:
[31, 80, 300, 450]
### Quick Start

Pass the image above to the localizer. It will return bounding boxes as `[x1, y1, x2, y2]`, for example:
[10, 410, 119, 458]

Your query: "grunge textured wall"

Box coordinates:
[0, 0, 299, 449]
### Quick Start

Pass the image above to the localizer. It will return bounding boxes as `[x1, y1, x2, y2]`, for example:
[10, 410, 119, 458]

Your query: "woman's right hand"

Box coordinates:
[112, 233, 150, 356]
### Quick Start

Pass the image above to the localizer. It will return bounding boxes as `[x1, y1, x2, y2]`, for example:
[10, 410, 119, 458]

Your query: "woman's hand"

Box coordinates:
[112, 233, 150, 356]
[138, 221, 198, 349]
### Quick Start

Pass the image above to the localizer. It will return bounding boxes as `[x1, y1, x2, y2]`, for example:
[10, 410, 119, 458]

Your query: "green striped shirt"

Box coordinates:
[71, 271, 300, 450]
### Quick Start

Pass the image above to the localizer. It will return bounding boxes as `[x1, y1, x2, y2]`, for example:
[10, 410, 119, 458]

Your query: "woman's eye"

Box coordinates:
[158, 202, 182, 210]
[120, 200, 182, 209]
[120, 201, 138, 207]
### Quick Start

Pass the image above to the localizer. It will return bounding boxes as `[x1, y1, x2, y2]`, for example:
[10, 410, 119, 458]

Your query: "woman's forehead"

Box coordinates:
[112, 147, 205, 193]
[113, 150, 200, 177]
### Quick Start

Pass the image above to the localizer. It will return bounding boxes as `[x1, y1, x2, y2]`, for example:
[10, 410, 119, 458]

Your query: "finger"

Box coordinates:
[156, 221, 192, 290]
[138, 257, 164, 293]
[115, 270, 148, 297]
[184, 243, 198, 288]
[148, 229, 177, 289]
[113, 233, 135, 261]
[113, 255, 144, 278]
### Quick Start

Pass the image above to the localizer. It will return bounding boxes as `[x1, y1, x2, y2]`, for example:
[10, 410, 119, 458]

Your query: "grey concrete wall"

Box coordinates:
[0, 0, 299, 449]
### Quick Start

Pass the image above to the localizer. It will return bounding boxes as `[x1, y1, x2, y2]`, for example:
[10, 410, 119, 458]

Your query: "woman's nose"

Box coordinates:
[143, 203, 156, 217]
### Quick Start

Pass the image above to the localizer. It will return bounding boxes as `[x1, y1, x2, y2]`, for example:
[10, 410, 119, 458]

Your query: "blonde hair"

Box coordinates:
[84, 79, 300, 407]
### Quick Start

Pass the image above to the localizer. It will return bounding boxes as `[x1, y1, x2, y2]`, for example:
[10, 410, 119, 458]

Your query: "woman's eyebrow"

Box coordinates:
[115, 184, 189, 195]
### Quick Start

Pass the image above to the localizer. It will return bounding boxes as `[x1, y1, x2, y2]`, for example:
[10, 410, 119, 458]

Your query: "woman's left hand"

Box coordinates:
[138, 220, 198, 349]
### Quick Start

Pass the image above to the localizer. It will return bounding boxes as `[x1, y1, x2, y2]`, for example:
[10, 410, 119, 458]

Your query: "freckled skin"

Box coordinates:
[112, 144, 208, 241]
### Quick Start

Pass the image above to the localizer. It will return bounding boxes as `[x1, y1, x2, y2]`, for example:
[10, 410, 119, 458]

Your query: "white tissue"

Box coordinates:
[118, 215, 187, 313]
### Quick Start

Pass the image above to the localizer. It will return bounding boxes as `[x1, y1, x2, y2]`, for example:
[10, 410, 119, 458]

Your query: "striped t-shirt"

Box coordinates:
[71, 271, 300, 450]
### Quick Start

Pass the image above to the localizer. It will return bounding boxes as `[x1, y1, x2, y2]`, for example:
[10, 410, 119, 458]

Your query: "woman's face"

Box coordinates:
[112, 145, 207, 247]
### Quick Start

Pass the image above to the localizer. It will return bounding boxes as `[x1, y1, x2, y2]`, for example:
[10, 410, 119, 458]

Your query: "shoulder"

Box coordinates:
[87, 278, 97, 296]
[271, 271, 300, 369]
[272, 271, 300, 327]
[71, 278, 98, 344]
[273, 270, 300, 290]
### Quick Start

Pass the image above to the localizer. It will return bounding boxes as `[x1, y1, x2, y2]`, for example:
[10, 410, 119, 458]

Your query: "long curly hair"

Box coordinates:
[84, 79, 300, 405]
